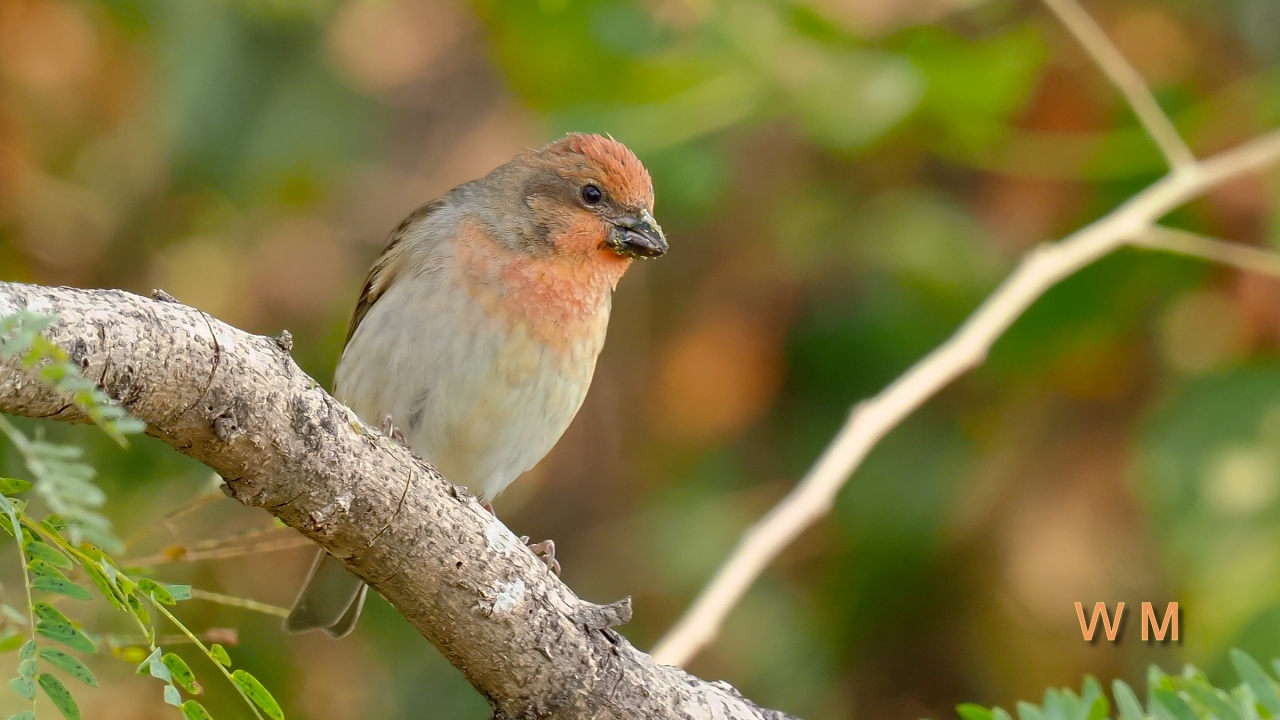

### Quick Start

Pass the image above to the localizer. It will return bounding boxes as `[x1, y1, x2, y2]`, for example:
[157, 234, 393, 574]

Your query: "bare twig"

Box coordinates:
[189, 589, 290, 618]
[651, 131, 1280, 666]
[1039, 0, 1196, 170]
[1133, 226, 1280, 277]
[124, 532, 315, 567]
[652, 0, 1273, 668]
[122, 476, 225, 548]
[125, 523, 310, 566]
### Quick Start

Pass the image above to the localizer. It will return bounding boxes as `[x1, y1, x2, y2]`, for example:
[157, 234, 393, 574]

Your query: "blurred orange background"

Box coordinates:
[3, 0, 1280, 718]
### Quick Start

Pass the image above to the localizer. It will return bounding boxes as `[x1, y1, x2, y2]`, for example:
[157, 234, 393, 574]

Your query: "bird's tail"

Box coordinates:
[284, 550, 368, 638]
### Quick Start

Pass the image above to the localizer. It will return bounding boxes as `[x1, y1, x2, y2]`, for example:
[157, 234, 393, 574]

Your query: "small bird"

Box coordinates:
[284, 133, 666, 637]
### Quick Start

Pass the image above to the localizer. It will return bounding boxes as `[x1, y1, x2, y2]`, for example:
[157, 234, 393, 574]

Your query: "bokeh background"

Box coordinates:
[2, 0, 1280, 717]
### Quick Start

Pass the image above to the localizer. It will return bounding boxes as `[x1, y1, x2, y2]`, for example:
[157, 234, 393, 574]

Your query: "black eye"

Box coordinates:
[581, 184, 603, 205]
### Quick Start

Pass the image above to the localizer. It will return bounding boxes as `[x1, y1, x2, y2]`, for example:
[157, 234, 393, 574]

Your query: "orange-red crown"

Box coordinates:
[542, 133, 654, 211]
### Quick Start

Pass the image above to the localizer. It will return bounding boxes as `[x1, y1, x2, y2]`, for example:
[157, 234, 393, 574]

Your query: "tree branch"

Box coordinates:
[1039, 0, 1197, 170]
[0, 283, 799, 720]
[651, 130, 1280, 667]
[1132, 226, 1280, 277]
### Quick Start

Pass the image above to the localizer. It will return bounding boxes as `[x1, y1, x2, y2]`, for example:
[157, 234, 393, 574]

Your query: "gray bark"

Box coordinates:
[0, 281, 800, 720]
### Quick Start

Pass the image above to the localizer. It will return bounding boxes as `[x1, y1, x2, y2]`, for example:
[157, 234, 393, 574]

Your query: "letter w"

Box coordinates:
[1076, 602, 1124, 641]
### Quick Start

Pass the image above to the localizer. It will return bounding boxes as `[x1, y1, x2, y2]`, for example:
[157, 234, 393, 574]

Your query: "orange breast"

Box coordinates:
[453, 220, 626, 359]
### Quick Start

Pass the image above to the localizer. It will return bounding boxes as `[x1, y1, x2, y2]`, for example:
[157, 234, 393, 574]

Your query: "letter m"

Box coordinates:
[1076, 602, 1124, 641]
[1142, 602, 1178, 642]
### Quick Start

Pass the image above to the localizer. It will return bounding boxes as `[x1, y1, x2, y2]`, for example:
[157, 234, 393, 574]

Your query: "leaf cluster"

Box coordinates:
[958, 650, 1280, 720]
[0, 312, 284, 720]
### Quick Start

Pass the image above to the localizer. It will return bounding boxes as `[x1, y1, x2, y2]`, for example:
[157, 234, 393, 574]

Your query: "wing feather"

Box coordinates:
[344, 199, 445, 346]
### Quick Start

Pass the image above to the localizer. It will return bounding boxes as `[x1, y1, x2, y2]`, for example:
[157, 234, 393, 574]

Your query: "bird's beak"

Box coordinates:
[608, 209, 668, 259]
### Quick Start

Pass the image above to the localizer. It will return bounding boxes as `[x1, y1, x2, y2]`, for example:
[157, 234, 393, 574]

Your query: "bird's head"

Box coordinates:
[501, 133, 667, 264]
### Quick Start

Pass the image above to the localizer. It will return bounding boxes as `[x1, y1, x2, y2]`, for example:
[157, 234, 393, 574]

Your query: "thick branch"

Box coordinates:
[0, 283, 798, 720]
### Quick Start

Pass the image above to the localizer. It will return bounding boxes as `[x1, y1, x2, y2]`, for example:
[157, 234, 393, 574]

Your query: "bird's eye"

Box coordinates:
[581, 184, 603, 205]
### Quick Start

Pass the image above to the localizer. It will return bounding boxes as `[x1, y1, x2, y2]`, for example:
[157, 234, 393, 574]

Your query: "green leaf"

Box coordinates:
[0, 479, 33, 495]
[0, 633, 25, 654]
[959, 704, 995, 720]
[10, 710, 35, 720]
[1018, 702, 1046, 720]
[1044, 689, 1066, 720]
[18, 641, 34, 662]
[9, 676, 34, 700]
[0, 498, 19, 538]
[24, 542, 71, 569]
[35, 621, 95, 654]
[164, 684, 181, 707]
[167, 585, 192, 602]
[41, 516, 66, 535]
[1232, 650, 1280, 715]
[38, 649, 97, 687]
[1114, 680, 1147, 720]
[17, 659, 35, 679]
[33, 603, 70, 627]
[163, 653, 201, 695]
[125, 593, 150, 626]
[1058, 688, 1081, 720]
[231, 669, 284, 720]
[146, 652, 171, 683]
[38, 672, 80, 720]
[80, 562, 127, 611]
[27, 559, 70, 581]
[1154, 689, 1198, 720]
[138, 579, 175, 605]
[1081, 677, 1107, 720]
[31, 577, 91, 601]
[113, 574, 134, 597]
[994, 708, 1014, 720]
[210, 644, 231, 667]
[1183, 678, 1243, 720]
[135, 648, 161, 676]
[181, 700, 214, 720]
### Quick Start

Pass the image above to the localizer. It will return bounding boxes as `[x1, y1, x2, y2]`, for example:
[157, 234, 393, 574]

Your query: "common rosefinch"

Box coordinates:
[284, 134, 666, 637]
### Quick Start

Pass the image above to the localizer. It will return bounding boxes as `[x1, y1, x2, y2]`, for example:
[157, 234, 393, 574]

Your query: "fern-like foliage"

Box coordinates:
[958, 650, 1280, 720]
[0, 311, 146, 553]
[0, 312, 283, 720]
[0, 312, 144, 445]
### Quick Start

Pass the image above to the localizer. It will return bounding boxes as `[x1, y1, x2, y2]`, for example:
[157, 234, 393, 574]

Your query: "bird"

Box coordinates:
[284, 133, 667, 638]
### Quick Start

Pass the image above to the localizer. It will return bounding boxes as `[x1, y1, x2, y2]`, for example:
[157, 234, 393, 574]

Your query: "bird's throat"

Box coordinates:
[455, 222, 620, 352]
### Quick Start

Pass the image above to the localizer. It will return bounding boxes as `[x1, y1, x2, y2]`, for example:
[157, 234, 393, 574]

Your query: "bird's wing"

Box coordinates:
[345, 198, 446, 346]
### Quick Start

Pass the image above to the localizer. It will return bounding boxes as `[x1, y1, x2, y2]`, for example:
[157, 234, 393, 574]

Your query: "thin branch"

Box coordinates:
[124, 533, 315, 567]
[124, 524, 312, 567]
[1039, 0, 1197, 170]
[189, 589, 290, 618]
[122, 477, 225, 548]
[650, 130, 1280, 667]
[1132, 226, 1280, 277]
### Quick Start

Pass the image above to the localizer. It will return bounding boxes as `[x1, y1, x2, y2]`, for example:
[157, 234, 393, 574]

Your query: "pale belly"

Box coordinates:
[334, 279, 607, 501]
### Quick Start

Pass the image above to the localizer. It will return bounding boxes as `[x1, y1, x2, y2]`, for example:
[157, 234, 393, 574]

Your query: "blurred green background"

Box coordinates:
[2, 0, 1280, 717]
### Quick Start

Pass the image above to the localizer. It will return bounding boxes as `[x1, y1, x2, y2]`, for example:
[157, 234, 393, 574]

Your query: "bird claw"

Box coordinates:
[380, 414, 406, 445]
[520, 535, 561, 575]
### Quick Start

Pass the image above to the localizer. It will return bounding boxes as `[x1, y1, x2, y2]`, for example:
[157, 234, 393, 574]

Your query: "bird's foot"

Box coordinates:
[380, 414, 407, 445]
[520, 535, 561, 576]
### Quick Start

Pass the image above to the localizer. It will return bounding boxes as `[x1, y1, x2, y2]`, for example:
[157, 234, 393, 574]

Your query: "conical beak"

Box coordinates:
[608, 209, 667, 259]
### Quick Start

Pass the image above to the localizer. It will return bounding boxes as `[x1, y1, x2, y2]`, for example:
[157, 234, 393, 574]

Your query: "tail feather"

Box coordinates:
[284, 550, 367, 637]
